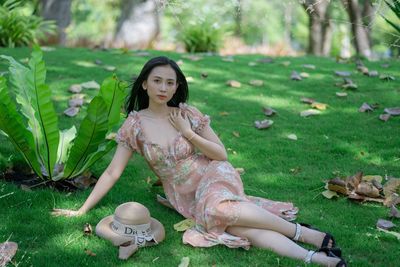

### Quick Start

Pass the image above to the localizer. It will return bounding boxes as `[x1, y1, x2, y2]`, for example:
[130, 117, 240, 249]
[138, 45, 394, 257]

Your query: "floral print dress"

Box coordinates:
[116, 103, 298, 249]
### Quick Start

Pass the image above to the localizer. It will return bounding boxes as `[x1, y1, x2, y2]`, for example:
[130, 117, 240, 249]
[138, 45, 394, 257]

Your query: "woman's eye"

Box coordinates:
[154, 79, 160, 83]
[168, 82, 175, 86]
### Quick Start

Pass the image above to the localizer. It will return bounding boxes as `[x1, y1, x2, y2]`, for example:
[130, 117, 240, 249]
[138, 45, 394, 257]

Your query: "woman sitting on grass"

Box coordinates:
[53, 56, 346, 266]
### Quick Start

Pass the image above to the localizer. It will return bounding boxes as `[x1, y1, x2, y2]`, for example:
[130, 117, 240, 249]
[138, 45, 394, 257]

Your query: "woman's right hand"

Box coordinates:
[51, 208, 84, 217]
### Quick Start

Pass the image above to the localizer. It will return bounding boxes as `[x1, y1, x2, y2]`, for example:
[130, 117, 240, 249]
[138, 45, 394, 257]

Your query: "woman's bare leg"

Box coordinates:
[226, 226, 342, 267]
[222, 202, 333, 248]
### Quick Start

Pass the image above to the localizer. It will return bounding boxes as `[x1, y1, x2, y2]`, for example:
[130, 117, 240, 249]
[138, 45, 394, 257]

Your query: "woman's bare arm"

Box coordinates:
[52, 144, 133, 217]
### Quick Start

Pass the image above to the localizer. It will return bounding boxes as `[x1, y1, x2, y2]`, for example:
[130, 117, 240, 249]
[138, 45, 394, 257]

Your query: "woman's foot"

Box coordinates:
[305, 250, 347, 267]
[293, 223, 336, 249]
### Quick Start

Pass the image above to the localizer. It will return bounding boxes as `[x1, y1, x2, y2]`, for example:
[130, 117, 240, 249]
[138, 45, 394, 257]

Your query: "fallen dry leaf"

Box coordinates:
[380, 74, 395, 81]
[300, 97, 315, 104]
[83, 223, 92, 235]
[384, 193, 400, 207]
[0, 241, 18, 267]
[201, 72, 208, 79]
[186, 76, 194, 83]
[355, 182, 380, 198]
[104, 65, 116, 72]
[249, 80, 264, 87]
[64, 107, 80, 117]
[287, 134, 297, 140]
[81, 80, 100, 90]
[336, 92, 348, 97]
[383, 178, 400, 198]
[357, 66, 369, 74]
[363, 175, 383, 183]
[377, 227, 400, 240]
[69, 98, 84, 107]
[376, 219, 396, 230]
[281, 61, 291, 67]
[327, 178, 348, 195]
[235, 168, 245, 174]
[84, 248, 96, 257]
[347, 192, 385, 203]
[226, 80, 241, 88]
[71, 93, 85, 100]
[178, 257, 190, 267]
[263, 107, 277, 116]
[300, 72, 309, 78]
[300, 109, 321, 117]
[359, 103, 374, 112]
[322, 190, 339, 199]
[219, 111, 229, 116]
[290, 71, 302, 81]
[367, 70, 379, 77]
[70, 172, 97, 190]
[302, 64, 316, 69]
[311, 102, 327, 110]
[69, 84, 82, 93]
[145, 176, 152, 184]
[384, 107, 400, 116]
[347, 172, 363, 191]
[254, 119, 273, 129]
[232, 131, 240, 138]
[334, 71, 351, 77]
[248, 62, 257, 66]
[390, 205, 400, 219]
[379, 114, 391, 122]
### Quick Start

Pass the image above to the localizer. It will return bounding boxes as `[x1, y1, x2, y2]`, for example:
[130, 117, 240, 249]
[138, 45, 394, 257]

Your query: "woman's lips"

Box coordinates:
[157, 95, 167, 99]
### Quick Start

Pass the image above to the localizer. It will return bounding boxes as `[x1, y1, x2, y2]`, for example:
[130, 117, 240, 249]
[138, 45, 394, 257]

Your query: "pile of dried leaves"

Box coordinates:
[323, 172, 400, 207]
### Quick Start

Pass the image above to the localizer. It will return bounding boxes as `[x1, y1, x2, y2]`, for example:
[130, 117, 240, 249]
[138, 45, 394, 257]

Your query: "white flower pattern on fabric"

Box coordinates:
[115, 104, 298, 249]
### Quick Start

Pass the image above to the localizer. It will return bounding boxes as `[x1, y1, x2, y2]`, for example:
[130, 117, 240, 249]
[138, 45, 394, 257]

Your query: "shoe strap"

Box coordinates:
[293, 223, 302, 241]
[304, 250, 315, 264]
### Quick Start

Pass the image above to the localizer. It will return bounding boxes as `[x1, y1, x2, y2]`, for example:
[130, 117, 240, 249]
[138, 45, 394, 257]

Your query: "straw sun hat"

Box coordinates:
[96, 202, 165, 259]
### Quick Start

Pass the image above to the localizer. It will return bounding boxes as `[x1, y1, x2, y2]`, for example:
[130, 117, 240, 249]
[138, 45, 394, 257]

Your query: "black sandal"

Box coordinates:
[318, 247, 347, 267]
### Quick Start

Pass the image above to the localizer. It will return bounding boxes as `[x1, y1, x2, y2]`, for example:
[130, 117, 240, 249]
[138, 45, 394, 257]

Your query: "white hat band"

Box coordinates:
[111, 219, 152, 238]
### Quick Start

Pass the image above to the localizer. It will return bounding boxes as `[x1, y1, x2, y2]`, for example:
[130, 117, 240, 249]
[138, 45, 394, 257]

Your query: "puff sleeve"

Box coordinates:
[115, 112, 140, 152]
[180, 103, 210, 134]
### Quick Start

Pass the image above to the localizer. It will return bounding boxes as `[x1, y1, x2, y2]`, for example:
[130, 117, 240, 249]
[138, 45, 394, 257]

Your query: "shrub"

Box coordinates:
[0, 0, 56, 47]
[179, 20, 228, 53]
[0, 46, 127, 181]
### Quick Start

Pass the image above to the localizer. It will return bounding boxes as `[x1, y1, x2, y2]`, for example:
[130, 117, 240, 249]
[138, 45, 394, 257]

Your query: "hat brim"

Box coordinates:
[96, 215, 165, 246]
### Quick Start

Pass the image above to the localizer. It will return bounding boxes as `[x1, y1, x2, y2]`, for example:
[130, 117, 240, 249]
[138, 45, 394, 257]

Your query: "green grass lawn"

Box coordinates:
[0, 47, 399, 267]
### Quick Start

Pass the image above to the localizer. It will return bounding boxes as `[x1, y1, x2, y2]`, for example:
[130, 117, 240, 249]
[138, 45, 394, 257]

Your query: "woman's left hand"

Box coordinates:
[169, 109, 192, 136]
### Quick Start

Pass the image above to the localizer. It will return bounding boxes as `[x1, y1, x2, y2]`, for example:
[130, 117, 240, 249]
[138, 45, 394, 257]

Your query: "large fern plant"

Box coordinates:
[0, 0, 56, 47]
[0, 46, 127, 181]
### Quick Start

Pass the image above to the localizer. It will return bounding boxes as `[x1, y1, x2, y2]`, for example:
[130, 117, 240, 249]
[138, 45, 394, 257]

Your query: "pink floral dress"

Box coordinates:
[116, 103, 298, 249]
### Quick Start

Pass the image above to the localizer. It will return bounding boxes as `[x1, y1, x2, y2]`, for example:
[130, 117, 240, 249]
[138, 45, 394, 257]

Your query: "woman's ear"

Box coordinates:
[142, 81, 147, 90]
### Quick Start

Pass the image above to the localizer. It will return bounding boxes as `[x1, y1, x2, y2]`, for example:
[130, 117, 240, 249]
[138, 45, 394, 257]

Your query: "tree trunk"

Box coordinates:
[341, 0, 372, 58]
[283, 3, 293, 46]
[361, 0, 374, 48]
[301, 0, 331, 56]
[40, 0, 72, 46]
[234, 0, 242, 36]
[113, 0, 160, 49]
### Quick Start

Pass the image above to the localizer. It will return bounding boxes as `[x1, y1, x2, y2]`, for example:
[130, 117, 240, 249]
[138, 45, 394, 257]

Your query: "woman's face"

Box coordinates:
[142, 65, 178, 105]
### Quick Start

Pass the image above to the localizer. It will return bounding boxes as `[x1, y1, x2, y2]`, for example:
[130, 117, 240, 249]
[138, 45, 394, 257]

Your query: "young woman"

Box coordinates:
[53, 56, 346, 266]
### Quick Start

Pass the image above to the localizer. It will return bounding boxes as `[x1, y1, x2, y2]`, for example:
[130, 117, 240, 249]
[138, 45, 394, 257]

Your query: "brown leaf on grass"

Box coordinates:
[379, 114, 391, 122]
[377, 227, 400, 240]
[322, 190, 339, 199]
[311, 102, 327, 110]
[383, 178, 400, 198]
[357, 66, 369, 74]
[83, 223, 92, 235]
[347, 192, 385, 203]
[300, 72, 310, 78]
[342, 83, 358, 90]
[64, 107, 80, 117]
[174, 218, 195, 232]
[69, 98, 84, 107]
[201, 72, 208, 79]
[384, 107, 400, 116]
[219, 111, 229, 116]
[263, 107, 277, 116]
[380, 74, 395, 81]
[254, 119, 273, 129]
[290, 167, 301, 175]
[226, 80, 241, 88]
[376, 219, 396, 230]
[249, 80, 264, 86]
[81, 80, 100, 90]
[371, 179, 383, 192]
[384, 193, 400, 207]
[232, 131, 240, 138]
[290, 71, 302, 81]
[300, 109, 321, 117]
[390, 205, 400, 219]
[71, 172, 97, 190]
[302, 64, 316, 69]
[359, 103, 374, 112]
[20, 184, 32, 192]
[336, 92, 348, 97]
[0, 241, 18, 267]
[69, 84, 82, 93]
[300, 97, 315, 104]
[84, 248, 96, 257]
[327, 178, 348, 195]
[355, 182, 380, 198]
[334, 71, 351, 77]
[287, 134, 297, 140]
[346, 172, 363, 191]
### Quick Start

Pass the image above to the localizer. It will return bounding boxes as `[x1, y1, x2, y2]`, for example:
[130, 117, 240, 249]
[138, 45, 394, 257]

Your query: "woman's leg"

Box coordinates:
[221, 201, 333, 248]
[226, 226, 342, 267]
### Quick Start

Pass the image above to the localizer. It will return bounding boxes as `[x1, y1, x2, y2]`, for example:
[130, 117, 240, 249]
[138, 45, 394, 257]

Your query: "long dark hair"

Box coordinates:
[125, 56, 189, 114]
